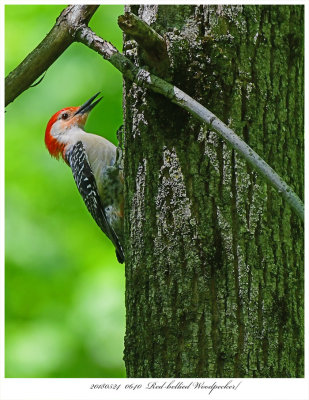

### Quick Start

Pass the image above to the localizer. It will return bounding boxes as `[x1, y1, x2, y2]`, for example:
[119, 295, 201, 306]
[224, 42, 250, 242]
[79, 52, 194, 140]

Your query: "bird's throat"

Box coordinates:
[45, 130, 66, 161]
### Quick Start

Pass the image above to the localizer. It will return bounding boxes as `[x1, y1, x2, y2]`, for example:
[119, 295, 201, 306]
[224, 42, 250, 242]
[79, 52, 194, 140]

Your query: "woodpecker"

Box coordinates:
[45, 92, 124, 263]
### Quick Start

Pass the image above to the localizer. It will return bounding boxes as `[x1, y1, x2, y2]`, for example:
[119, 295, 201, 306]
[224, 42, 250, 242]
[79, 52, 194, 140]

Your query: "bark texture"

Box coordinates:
[123, 5, 304, 378]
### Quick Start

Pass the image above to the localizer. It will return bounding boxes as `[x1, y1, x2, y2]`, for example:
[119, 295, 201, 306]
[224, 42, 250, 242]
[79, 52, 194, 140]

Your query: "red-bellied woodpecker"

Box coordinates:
[45, 92, 124, 263]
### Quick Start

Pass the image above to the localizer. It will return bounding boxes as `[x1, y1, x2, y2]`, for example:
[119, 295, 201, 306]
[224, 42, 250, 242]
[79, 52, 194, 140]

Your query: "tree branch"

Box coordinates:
[118, 12, 170, 77]
[5, 8, 304, 221]
[5, 5, 99, 106]
[76, 25, 304, 222]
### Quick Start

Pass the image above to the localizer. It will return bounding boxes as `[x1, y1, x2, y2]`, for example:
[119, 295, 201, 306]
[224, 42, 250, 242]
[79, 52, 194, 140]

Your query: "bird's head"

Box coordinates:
[45, 92, 102, 159]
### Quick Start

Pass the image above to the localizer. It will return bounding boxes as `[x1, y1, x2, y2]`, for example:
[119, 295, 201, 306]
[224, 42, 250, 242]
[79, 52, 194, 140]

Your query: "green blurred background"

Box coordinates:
[5, 5, 126, 377]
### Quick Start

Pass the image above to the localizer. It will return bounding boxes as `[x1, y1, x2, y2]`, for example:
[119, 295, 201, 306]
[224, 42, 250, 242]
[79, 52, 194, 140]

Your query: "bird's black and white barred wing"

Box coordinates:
[66, 141, 124, 263]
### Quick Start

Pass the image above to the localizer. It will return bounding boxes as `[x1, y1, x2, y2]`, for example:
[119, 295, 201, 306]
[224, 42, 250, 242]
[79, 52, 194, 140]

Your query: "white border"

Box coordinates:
[1, 1, 307, 400]
[1, 378, 309, 400]
[0, 0, 308, 4]
[0, 0, 5, 393]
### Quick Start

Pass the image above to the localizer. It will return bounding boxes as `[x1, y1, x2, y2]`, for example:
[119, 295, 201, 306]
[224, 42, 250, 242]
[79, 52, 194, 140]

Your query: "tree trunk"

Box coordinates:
[123, 5, 304, 378]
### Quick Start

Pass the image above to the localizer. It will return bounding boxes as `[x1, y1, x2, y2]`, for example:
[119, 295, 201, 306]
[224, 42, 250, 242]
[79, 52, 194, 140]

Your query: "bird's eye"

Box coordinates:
[62, 113, 69, 120]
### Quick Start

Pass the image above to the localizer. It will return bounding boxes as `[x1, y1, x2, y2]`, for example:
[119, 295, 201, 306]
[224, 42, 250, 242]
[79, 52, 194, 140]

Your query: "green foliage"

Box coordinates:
[5, 5, 125, 377]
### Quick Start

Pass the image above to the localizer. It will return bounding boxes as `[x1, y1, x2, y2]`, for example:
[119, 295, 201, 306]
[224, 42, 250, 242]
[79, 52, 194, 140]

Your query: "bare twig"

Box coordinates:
[5, 5, 99, 106]
[118, 12, 170, 77]
[76, 25, 304, 222]
[29, 71, 47, 88]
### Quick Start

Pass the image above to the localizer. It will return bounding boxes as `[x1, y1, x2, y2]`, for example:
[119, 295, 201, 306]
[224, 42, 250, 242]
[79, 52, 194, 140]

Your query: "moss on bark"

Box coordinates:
[123, 5, 303, 378]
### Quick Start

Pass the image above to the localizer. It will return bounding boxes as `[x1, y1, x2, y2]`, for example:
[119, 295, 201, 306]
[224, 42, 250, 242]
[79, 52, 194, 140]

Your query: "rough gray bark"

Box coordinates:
[123, 5, 304, 378]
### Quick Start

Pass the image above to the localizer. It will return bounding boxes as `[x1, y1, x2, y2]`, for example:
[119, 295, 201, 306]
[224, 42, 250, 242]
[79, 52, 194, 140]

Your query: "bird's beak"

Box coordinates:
[74, 92, 103, 115]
